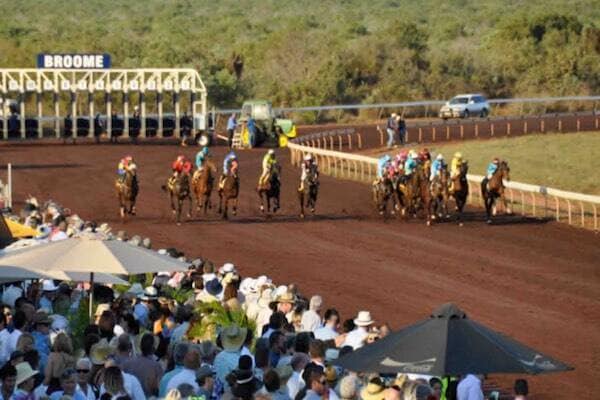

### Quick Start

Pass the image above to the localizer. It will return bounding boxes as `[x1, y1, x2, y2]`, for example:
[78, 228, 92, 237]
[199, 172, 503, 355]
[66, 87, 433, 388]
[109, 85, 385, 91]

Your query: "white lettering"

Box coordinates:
[8, 81, 19, 91]
[129, 80, 139, 90]
[43, 80, 54, 91]
[53, 55, 63, 68]
[44, 55, 53, 68]
[146, 81, 156, 90]
[26, 81, 36, 91]
[112, 80, 121, 90]
[60, 80, 71, 91]
[163, 80, 173, 91]
[95, 80, 104, 90]
[180, 81, 190, 90]
[96, 55, 103, 68]
[78, 80, 87, 90]
[73, 55, 82, 68]
[63, 55, 72, 68]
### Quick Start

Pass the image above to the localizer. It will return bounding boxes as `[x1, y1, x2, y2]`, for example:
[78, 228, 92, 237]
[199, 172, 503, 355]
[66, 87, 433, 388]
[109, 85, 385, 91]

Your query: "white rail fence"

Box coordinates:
[288, 142, 600, 230]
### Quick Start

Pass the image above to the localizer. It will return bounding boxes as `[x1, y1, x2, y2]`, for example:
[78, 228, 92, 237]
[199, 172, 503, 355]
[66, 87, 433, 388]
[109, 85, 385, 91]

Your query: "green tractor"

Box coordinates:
[236, 100, 297, 148]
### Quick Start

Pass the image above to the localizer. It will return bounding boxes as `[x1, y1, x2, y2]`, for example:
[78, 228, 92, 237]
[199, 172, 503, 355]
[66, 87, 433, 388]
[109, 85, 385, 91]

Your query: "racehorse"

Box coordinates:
[430, 166, 450, 221]
[218, 172, 239, 220]
[415, 165, 433, 225]
[162, 173, 192, 224]
[298, 164, 319, 218]
[192, 160, 217, 216]
[372, 176, 396, 218]
[481, 160, 511, 223]
[115, 170, 138, 220]
[451, 161, 469, 225]
[257, 164, 281, 214]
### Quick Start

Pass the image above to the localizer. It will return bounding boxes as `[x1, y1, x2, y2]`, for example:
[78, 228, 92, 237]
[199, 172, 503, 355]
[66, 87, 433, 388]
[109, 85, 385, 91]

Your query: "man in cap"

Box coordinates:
[39, 280, 59, 313]
[195, 364, 216, 399]
[219, 150, 239, 189]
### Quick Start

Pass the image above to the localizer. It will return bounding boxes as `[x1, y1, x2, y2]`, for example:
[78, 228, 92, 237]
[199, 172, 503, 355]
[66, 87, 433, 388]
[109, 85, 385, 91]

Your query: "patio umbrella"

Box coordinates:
[0, 265, 128, 285]
[0, 234, 188, 316]
[335, 303, 573, 376]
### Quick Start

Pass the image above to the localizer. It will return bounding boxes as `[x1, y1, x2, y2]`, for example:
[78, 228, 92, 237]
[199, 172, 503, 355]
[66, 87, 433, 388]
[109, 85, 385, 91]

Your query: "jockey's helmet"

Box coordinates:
[177, 155, 185, 162]
[436, 154, 443, 160]
[125, 155, 133, 162]
[202, 147, 209, 156]
[493, 157, 499, 164]
[268, 149, 275, 155]
[304, 153, 313, 161]
[410, 152, 418, 159]
[454, 152, 462, 159]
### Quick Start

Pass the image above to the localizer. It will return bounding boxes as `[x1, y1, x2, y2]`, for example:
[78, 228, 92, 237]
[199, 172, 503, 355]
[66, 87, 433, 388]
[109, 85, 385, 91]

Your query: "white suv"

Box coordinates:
[439, 94, 490, 119]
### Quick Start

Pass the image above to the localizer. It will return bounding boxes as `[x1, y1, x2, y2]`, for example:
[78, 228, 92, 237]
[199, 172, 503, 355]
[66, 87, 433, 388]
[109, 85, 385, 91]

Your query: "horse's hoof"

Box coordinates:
[260, 206, 264, 213]
[445, 214, 450, 219]
[458, 222, 464, 227]
[300, 214, 305, 219]
[486, 219, 492, 224]
[310, 208, 315, 214]
[431, 215, 436, 220]
[426, 220, 432, 226]
[177, 222, 181, 226]
[506, 208, 513, 215]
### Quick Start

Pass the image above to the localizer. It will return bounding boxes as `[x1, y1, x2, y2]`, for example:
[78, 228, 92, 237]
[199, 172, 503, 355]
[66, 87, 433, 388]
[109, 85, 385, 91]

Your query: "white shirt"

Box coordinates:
[166, 368, 200, 395]
[287, 371, 304, 399]
[457, 374, 484, 400]
[50, 231, 68, 241]
[313, 325, 338, 341]
[343, 327, 368, 350]
[77, 384, 97, 400]
[7, 329, 22, 355]
[300, 310, 321, 332]
[0, 328, 11, 366]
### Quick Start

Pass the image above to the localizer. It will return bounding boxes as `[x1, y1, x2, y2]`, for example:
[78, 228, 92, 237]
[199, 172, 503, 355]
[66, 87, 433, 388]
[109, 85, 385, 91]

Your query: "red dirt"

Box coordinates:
[2, 143, 599, 399]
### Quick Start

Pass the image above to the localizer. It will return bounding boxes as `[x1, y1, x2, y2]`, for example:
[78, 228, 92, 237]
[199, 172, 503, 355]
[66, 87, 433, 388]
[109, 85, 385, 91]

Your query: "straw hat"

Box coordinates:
[33, 310, 53, 326]
[360, 377, 386, 400]
[354, 311, 374, 327]
[95, 303, 111, 318]
[140, 286, 158, 301]
[89, 339, 116, 365]
[220, 325, 247, 351]
[274, 291, 296, 305]
[15, 362, 38, 386]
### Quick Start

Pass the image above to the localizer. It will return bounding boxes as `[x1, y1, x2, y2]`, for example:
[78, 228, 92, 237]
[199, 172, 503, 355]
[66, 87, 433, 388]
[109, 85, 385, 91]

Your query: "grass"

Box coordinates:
[369, 131, 600, 195]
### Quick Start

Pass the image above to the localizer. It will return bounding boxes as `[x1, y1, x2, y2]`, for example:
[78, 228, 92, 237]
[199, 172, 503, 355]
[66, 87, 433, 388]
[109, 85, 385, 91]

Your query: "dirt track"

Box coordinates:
[2, 143, 599, 399]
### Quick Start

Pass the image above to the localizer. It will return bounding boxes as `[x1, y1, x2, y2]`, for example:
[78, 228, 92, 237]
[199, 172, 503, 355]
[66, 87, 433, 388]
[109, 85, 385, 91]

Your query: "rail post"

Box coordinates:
[490, 122, 495, 137]
[593, 204, 597, 230]
[432, 126, 436, 142]
[567, 199, 572, 225]
[7, 163, 12, 208]
[460, 125, 464, 139]
[558, 119, 562, 132]
[507, 122, 511, 136]
[418, 127, 423, 142]
[576, 117, 580, 132]
[541, 119, 545, 133]
[554, 197, 560, 221]
[446, 125, 450, 141]
[579, 201, 585, 227]
[531, 192, 536, 216]
[338, 135, 342, 151]
[475, 124, 479, 138]
[348, 134, 352, 150]
[524, 121, 528, 134]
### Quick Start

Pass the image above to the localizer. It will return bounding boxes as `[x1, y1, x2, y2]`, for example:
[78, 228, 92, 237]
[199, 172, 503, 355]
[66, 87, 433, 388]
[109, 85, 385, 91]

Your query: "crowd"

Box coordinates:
[0, 199, 529, 400]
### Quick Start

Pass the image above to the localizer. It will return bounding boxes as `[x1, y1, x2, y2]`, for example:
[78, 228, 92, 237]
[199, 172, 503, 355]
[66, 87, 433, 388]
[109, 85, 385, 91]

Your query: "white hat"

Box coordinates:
[2, 285, 23, 308]
[268, 149, 275, 155]
[354, 311, 374, 326]
[140, 286, 158, 300]
[15, 362, 38, 386]
[239, 278, 256, 295]
[157, 249, 167, 255]
[274, 285, 288, 297]
[436, 154, 443, 160]
[304, 153, 313, 161]
[219, 262, 236, 275]
[258, 288, 274, 308]
[42, 279, 59, 292]
[255, 275, 272, 289]
[126, 283, 144, 296]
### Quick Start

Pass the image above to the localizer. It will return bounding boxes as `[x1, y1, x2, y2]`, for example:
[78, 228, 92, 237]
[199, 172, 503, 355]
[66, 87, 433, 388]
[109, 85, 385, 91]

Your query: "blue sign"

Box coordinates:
[37, 53, 111, 69]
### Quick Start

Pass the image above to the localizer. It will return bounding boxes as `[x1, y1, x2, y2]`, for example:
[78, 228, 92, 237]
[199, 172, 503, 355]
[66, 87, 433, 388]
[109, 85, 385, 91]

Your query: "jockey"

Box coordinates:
[449, 152, 463, 192]
[419, 148, 431, 162]
[259, 149, 277, 186]
[487, 157, 500, 178]
[376, 154, 392, 183]
[117, 156, 136, 182]
[299, 153, 319, 191]
[172, 155, 186, 176]
[430, 153, 446, 181]
[404, 151, 418, 175]
[195, 146, 210, 170]
[222, 151, 238, 177]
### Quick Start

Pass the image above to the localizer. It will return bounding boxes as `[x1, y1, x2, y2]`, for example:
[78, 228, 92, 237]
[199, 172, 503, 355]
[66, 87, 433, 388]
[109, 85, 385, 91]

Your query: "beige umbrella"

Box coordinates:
[0, 235, 188, 315]
[0, 265, 128, 285]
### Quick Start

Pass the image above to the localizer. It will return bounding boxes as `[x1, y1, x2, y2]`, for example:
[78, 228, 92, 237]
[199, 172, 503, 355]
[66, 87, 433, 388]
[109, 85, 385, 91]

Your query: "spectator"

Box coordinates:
[122, 333, 163, 397]
[7, 311, 26, 356]
[263, 368, 289, 400]
[269, 331, 287, 368]
[15, 333, 34, 353]
[386, 113, 398, 148]
[301, 365, 327, 400]
[247, 117, 257, 148]
[287, 353, 309, 399]
[195, 364, 216, 399]
[49, 368, 86, 400]
[456, 374, 484, 400]
[314, 309, 340, 341]
[308, 340, 326, 368]
[158, 342, 188, 398]
[102, 366, 128, 399]
[397, 115, 406, 145]
[113, 334, 133, 367]
[415, 384, 433, 400]
[166, 347, 201, 394]
[231, 355, 262, 400]
[384, 385, 403, 400]
[214, 325, 246, 389]
[429, 377, 442, 399]
[0, 364, 17, 400]
[75, 358, 96, 400]
[44, 332, 76, 393]
[12, 362, 38, 400]
[360, 376, 385, 400]
[339, 375, 359, 400]
[0, 313, 10, 366]
[31, 311, 52, 373]
[514, 379, 528, 400]
[301, 296, 322, 332]
[343, 311, 374, 350]
[39, 280, 58, 313]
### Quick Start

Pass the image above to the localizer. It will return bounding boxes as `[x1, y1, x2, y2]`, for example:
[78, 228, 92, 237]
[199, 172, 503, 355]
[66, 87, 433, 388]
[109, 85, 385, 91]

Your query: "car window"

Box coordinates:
[254, 104, 271, 120]
[449, 97, 469, 105]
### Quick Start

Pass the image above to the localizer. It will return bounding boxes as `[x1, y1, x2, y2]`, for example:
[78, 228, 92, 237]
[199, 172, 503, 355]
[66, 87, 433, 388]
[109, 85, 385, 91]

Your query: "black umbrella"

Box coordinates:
[335, 303, 573, 376]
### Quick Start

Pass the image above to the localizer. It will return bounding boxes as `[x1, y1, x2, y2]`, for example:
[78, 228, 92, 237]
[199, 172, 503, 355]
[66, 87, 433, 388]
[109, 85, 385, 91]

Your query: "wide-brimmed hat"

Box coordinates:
[239, 278, 256, 296]
[221, 325, 247, 351]
[126, 283, 144, 297]
[258, 288, 274, 308]
[360, 377, 386, 400]
[140, 286, 158, 301]
[219, 262, 237, 275]
[354, 311, 374, 326]
[42, 279, 58, 292]
[89, 339, 116, 365]
[274, 291, 296, 305]
[95, 303, 111, 317]
[33, 310, 53, 326]
[205, 278, 223, 296]
[15, 362, 38, 386]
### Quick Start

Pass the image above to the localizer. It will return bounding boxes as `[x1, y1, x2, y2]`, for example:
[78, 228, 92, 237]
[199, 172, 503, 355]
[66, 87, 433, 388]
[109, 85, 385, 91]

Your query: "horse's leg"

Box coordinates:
[233, 197, 238, 216]
[259, 190, 265, 213]
[501, 190, 512, 214]
[218, 191, 223, 215]
[187, 195, 193, 219]
[299, 191, 305, 219]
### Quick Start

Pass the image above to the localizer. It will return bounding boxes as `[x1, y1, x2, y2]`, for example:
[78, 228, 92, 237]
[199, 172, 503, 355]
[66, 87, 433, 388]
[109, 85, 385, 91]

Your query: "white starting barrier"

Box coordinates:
[288, 142, 600, 230]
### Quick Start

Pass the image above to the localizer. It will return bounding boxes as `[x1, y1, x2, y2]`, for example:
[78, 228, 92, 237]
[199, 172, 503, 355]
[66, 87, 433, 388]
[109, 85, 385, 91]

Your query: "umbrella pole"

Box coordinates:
[88, 272, 94, 320]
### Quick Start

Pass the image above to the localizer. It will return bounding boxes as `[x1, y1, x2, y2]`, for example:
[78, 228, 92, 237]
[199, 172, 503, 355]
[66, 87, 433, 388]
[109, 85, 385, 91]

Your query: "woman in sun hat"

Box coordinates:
[12, 362, 39, 400]
[214, 325, 248, 390]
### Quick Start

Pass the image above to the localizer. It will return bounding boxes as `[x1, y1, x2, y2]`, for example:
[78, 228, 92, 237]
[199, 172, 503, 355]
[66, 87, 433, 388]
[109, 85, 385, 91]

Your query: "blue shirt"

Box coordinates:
[227, 116, 237, 131]
[158, 365, 183, 398]
[49, 390, 86, 400]
[32, 331, 51, 373]
[377, 157, 391, 178]
[247, 118, 256, 132]
[223, 152, 237, 173]
[214, 349, 241, 390]
[487, 163, 498, 177]
[196, 152, 206, 169]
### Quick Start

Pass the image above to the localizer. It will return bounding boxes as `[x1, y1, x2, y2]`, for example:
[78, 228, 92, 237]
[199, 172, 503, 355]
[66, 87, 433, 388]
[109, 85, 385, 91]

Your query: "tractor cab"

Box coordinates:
[236, 100, 296, 148]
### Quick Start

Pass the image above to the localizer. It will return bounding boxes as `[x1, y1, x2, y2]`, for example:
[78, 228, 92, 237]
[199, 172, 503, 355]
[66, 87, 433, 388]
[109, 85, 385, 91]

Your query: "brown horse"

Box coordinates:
[257, 164, 281, 214]
[218, 173, 239, 219]
[415, 165, 433, 225]
[481, 160, 511, 223]
[192, 160, 217, 216]
[430, 166, 450, 221]
[298, 164, 319, 218]
[372, 176, 396, 218]
[450, 161, 469, 225]
[162, 173, 192, 225]
[115, 170, 138, 219]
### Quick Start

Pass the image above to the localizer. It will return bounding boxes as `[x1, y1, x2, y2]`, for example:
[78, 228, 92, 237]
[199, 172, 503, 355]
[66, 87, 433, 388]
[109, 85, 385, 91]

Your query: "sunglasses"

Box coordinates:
[77, 369, 90, 373]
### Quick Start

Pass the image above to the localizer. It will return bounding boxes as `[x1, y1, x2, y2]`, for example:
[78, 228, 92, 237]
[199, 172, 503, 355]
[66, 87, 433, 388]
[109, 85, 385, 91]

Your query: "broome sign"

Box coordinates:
[37, 53, 111, 69]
